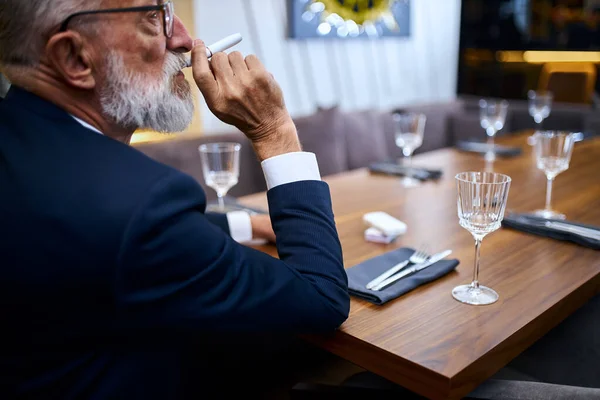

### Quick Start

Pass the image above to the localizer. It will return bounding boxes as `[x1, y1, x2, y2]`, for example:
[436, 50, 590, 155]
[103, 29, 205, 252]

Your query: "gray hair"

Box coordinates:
[0, 0, 102, 67]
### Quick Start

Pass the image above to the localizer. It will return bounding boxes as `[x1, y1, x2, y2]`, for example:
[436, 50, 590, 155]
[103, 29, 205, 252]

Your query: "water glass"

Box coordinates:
[454, 172, 511, 306]
[479, 99, 509, 162]
[392, 112, 426, 188]
[531, 131, 576, 220]
[199, 142, 241, 212]
[528, 90, 553, 129]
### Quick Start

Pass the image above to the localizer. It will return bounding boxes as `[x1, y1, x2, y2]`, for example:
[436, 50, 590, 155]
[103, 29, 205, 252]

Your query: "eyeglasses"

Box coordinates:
[59, 1, 175, 38]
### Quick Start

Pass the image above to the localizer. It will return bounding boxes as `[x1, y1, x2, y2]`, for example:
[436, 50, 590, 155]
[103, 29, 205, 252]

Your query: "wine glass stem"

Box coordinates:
[471, 237, 483, 289]
[487, 135, 495, 155]
[403, 151, 413, 169]
[545, 177, 554, 212]
[217, 194, 225, 211]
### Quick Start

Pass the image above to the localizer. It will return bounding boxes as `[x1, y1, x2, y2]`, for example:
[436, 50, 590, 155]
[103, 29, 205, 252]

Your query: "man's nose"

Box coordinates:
[167, 15, 193, 53]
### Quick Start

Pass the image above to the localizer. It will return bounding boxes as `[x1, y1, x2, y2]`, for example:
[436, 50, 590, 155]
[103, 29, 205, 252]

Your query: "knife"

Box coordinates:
[365, 260, 410, 290]
[510, 215, 600, 241]
[372, 250, 452, 291]
[545, 222, 600, 240]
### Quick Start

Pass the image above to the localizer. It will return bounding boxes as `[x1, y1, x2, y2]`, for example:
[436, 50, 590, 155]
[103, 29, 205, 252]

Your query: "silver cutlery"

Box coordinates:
[545, 221, 600, 241]
[372, 250, 453, 292]
[366, 249, 429, 290]
[513, 216, 600, 241]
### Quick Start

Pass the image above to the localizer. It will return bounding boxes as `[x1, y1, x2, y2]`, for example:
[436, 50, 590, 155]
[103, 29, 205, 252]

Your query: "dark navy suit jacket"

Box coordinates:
[0, 87, 349, 399]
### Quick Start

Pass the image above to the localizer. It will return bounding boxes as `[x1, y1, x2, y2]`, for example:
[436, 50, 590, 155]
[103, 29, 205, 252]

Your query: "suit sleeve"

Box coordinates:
[115, 171, 349, 334]
[204, 212, 230, 235]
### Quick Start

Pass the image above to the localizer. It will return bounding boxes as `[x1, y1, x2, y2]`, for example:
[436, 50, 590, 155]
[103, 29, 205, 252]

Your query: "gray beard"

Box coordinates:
[99, 50, 194, 133]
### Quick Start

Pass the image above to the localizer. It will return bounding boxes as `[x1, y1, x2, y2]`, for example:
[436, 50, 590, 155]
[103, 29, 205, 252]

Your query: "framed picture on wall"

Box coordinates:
[289, 0, 410, 39]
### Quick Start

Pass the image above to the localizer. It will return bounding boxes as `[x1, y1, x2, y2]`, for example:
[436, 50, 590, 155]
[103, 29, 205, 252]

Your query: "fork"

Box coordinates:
[366, 249, 430, 290]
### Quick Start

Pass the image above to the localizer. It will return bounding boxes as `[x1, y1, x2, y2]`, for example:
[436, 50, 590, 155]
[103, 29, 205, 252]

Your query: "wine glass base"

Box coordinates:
[452, 284, 499, 305]
[400, 177, 421, 188]
[532, 209, 566, 220]
[205, 203, 241, 214]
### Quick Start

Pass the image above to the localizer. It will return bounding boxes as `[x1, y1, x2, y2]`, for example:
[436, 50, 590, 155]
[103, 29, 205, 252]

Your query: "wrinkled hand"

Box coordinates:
[191, 40, 300, 161]
[250, 214, 276, 243]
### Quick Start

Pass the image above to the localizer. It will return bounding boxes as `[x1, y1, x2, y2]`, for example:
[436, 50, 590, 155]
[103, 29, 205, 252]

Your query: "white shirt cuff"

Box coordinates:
[261, 152, 322, 190]
[226, 211, 253, 243]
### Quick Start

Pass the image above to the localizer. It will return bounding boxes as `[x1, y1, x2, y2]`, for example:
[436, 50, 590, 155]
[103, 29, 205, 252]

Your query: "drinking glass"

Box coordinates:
[199, 142, 241, 212]
[393, 112, 426, 187]
[479, 99, 509, 162]
[528, 90, 553, 130]
[454, 172, 511, 306]
[531, 131, 576, 220]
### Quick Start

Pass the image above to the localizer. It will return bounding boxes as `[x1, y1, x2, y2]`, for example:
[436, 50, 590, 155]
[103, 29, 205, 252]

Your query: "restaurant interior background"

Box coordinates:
[177, 0, 600, 142]
[1, 0, 598, 146]
[1, 2, 599, 398]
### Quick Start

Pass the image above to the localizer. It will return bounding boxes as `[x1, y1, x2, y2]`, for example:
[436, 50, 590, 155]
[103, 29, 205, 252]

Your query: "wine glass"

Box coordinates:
[531, 131, 576, 220]
[479, 99, 509, 162]
[528, 90, 553, 130]
[453, 172, 512, 306]
[392, 112, 426, 188]
[199, 142, 241, 212]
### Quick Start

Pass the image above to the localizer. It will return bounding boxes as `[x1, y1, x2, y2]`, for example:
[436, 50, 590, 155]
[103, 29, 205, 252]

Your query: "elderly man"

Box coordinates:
[0, 0, 349, 398]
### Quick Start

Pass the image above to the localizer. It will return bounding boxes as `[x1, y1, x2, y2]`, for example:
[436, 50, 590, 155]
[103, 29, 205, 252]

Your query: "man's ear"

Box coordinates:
[45, 32, 96, 90]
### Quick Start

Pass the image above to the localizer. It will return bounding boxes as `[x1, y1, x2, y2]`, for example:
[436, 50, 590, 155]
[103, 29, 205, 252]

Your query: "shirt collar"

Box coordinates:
[71, 115, 104, 135]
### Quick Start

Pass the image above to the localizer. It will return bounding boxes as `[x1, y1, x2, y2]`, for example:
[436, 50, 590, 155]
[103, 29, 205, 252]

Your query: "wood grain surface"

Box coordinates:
[239, 132, 600, 399]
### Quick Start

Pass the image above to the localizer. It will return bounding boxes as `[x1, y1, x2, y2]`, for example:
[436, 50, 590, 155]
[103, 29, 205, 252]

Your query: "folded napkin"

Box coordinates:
[346, 247, 459, 305]
[502, 213, 600, 250]
[455, 140, 522, 157]
[369, 161, 442, 181]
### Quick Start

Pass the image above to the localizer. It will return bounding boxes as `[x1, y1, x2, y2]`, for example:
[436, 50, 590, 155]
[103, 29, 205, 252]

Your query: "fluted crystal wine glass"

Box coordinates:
[453, 172, 512, 306]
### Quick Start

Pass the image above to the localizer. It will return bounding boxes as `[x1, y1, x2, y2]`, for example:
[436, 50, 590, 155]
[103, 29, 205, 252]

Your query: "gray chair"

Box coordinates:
[448, 112, 514, 144]
[290, 373, 600, 400]
[343, 109, 389, 170]
[509, 104, 589, 133]
[132, 96, 598, 201]
[294, 106, 349, 177]
[133, 132, 266, 201]
[468, 380, 600, 400]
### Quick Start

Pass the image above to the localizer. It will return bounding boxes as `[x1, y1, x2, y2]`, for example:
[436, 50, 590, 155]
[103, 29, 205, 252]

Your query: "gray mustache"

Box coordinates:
[165, 53, 189, 76]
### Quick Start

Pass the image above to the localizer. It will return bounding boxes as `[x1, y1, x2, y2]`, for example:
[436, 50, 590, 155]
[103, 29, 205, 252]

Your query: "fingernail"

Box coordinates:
[194, 39, 204, 47]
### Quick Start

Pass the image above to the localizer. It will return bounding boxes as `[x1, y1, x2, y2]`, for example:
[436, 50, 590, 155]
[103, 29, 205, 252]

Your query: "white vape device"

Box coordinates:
[184, 33, 243, 68]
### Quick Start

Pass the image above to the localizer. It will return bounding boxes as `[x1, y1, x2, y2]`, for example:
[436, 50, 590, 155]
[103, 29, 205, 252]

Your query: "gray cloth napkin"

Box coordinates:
[455, 140, 522, 157]
[369, 161, 442, 181]
[502, 213, 600, 250]
[347, 248, 459, 305]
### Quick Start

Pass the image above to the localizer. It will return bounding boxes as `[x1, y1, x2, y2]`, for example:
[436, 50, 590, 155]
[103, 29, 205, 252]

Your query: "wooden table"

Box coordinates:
[239, 132, 600, 399]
